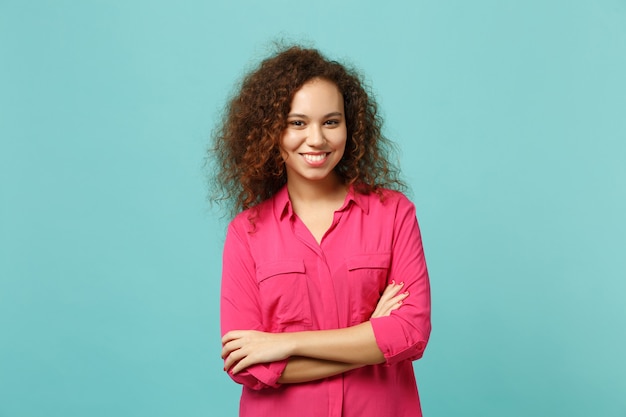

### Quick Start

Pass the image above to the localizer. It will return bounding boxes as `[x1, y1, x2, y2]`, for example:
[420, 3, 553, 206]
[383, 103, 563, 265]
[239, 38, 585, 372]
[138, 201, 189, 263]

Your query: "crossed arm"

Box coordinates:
[221, 280, 409, 384]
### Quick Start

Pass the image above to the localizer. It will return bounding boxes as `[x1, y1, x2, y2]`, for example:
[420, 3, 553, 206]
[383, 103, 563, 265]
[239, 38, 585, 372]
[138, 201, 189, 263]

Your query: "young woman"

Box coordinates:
[212, 46, 431, 417]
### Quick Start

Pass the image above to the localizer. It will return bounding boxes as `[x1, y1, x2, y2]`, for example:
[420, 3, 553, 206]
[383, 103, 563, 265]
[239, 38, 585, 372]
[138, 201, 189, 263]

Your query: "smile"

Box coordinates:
[301, 153, 330, 163]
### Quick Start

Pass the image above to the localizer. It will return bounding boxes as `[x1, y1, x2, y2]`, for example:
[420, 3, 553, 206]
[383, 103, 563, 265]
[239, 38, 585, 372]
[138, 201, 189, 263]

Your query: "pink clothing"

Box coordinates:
[220, 185, 431, 417]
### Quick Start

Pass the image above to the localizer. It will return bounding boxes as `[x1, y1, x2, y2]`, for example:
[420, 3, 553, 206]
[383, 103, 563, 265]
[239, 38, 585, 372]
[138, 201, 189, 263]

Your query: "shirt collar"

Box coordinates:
[275, 185, 293, 220]
[275, 184, 370, 221]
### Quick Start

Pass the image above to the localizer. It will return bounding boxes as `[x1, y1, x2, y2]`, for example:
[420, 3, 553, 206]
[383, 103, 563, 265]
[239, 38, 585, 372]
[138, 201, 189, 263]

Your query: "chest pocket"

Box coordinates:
[346, 253, 391, 322]
[256, 260, 312, 330]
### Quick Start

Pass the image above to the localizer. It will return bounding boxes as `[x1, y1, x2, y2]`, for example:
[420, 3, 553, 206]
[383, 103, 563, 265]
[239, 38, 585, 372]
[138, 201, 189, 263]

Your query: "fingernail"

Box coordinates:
[399, 281, 404, 286]
[390, 280, 395, 285]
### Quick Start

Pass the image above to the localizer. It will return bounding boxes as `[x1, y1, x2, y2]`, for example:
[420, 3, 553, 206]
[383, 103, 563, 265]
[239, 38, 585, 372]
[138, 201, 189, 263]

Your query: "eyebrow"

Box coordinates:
[287, 112, 343, 119]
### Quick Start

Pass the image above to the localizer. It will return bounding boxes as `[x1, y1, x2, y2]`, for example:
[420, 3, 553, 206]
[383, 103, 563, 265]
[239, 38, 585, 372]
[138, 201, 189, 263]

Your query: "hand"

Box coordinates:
[221, 330, 294, 374]
[371, 280, 409, 318]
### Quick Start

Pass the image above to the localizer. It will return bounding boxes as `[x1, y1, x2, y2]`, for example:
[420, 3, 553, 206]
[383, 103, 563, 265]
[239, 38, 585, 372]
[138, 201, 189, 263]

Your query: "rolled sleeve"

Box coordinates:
[370, 315, 428, 365]
[371, 195, 431, 365]
[221, 218, 287, 390]
[226, 360, 288, 390]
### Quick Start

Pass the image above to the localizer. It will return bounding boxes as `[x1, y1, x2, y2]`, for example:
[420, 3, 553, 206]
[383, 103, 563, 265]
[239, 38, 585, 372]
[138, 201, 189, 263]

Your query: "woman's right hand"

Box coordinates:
[370, 281, 409, 318]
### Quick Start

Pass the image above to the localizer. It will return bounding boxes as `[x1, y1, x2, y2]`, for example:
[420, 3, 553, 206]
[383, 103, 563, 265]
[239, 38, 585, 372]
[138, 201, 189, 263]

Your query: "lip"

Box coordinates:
[300, 152, 331, 167]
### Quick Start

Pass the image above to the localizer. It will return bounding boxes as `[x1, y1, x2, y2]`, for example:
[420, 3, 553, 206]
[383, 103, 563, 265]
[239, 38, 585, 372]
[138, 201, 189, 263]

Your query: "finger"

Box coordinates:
[371, 283, 405, 318]
[386, 292, 410, 313]
[380, 281, 404, 301]
[377, 284, 404, 309]
[224, 346, 246, 371]
[231, 356, 252, 374]
[386, 291, 409, 307]
[224, 354, 238, 373]
[378, 291, 409, 316]
[221, 340, 233, 359]
[221, 338, 243, 359]
[231, 354, 258, 375]
[379, 303, 399, 317]
[390, 290, 409, 303]
[221, 330, 244, 345]
[230, 344, 266, 374]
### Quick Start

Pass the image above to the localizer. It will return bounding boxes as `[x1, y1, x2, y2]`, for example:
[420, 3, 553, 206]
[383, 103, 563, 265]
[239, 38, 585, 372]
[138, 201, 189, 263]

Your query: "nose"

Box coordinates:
[306, 124, 325, 147]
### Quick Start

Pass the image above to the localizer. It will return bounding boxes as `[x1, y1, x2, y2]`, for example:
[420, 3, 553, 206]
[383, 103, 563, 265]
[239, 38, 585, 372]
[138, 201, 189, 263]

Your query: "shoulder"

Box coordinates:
[356, 189, 419, 230]
[228, 195, 277, 234]
[363, 188, 415, 211]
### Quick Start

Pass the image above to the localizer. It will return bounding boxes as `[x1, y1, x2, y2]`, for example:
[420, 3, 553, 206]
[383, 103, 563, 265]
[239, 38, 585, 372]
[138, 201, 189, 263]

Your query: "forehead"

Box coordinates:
[289, 78, 344, 113]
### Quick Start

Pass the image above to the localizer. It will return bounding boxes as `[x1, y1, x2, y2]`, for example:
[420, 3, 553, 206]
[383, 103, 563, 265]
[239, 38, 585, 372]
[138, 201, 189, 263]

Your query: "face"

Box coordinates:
[280, 78, 347, 187]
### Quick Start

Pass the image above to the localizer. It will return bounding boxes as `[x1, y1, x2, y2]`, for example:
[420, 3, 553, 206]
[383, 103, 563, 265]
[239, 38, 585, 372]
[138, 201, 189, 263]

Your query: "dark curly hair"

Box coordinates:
[210, 45, 405, 217]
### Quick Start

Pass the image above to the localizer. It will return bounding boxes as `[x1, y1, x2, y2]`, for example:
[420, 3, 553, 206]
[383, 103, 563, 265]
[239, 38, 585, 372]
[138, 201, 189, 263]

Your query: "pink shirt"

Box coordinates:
[220, 185, 431, 417]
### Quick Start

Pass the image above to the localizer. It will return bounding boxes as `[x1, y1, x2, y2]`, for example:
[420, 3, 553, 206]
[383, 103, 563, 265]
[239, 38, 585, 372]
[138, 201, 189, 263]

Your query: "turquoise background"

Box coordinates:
[1, 0, 625, 416]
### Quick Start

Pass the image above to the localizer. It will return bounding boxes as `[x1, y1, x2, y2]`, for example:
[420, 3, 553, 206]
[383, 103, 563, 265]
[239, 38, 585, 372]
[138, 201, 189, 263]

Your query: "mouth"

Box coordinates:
[301, 152, 330, 163]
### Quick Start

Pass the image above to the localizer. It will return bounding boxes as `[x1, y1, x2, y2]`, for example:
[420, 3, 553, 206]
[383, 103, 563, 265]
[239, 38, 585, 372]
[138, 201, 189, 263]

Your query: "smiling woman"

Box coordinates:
[209, 46, 431, 417]
[281, 79, 347, 186]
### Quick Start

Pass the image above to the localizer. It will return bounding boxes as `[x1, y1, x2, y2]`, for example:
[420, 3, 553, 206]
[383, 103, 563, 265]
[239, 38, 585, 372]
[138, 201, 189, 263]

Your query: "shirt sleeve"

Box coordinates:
[370, 195, 432, 365]
[220, 219, 288, 390]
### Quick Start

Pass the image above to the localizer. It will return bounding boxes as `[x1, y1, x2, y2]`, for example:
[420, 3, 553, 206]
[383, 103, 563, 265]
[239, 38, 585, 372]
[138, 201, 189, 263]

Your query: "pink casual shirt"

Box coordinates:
[220, 185, 431, 417]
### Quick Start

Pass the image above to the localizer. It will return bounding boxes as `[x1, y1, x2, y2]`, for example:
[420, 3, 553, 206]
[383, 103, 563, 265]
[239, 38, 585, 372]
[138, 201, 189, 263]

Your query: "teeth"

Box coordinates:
[303, 153, 327, 162]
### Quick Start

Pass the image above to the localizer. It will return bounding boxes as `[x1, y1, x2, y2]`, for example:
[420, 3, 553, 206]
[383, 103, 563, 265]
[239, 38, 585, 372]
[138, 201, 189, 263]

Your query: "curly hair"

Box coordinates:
[209, 45, 405, 217]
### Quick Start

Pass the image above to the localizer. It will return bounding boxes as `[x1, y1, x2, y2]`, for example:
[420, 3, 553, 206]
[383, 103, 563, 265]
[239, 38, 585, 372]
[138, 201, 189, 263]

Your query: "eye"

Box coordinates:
[324, 119, 341, 126]
[289, 120, 305, 127]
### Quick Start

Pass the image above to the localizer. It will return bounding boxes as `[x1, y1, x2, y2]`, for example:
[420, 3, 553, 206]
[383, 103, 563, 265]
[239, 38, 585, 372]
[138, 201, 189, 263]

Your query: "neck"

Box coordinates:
[286, 173, 347, 205]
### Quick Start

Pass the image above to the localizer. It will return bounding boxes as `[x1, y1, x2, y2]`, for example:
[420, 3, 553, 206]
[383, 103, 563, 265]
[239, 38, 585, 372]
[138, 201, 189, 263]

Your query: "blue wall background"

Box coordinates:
[1, 1, 625, 416]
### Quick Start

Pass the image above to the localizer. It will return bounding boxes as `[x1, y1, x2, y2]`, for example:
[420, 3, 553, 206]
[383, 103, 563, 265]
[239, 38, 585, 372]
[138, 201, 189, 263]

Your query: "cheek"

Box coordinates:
[333, 129, 348, 152]
[279, 132, 290, 160]
[280, 131, 299, 151]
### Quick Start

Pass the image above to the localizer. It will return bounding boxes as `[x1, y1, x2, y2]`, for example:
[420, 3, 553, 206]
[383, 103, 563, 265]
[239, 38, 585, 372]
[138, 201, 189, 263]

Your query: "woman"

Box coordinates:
[213, 45, 431, 417]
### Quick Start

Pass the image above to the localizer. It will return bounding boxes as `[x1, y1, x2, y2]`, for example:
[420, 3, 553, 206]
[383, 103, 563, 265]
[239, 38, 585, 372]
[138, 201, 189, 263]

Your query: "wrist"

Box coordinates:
[282, 331, 300, 358]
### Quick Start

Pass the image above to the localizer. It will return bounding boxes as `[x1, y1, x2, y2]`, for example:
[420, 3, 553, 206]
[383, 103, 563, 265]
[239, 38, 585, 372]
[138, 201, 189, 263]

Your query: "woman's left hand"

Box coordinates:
[221, 330, 294, 374]
[371, 280, 409, 318]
